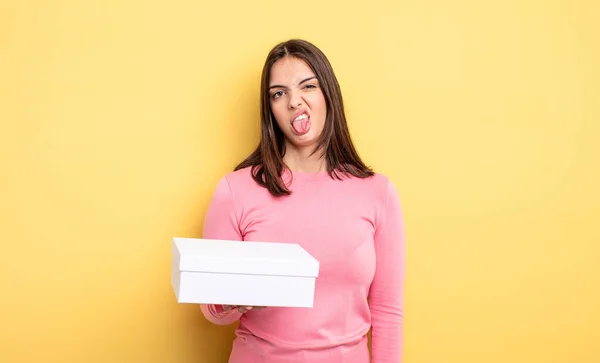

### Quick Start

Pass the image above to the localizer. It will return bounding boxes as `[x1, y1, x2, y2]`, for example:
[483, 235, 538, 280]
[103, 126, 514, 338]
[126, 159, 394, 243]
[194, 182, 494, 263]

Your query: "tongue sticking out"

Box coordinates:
[292, 117, 311, 135]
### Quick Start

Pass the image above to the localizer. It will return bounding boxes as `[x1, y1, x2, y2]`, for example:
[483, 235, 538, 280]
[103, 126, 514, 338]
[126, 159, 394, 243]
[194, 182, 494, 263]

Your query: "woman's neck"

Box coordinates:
[282, 143, 326, 173]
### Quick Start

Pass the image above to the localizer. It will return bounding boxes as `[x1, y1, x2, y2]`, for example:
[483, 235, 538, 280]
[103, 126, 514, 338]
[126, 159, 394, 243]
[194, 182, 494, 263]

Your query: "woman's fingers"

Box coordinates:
[221, 305, 267, 313]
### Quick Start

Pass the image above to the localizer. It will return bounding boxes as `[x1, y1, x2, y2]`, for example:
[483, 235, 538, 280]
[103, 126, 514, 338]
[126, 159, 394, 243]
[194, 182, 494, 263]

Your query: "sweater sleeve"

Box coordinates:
[369, 178, 406, 362]
[199, 176, 244, 325]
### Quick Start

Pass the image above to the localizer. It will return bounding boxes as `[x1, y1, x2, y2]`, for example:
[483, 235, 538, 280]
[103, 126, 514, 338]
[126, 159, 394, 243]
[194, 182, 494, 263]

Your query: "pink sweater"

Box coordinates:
[200, 167, 405, 363]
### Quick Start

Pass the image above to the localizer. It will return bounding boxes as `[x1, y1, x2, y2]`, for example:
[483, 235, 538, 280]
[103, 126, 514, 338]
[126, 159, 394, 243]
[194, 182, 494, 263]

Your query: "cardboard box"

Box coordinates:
[171, 237, 320, 308]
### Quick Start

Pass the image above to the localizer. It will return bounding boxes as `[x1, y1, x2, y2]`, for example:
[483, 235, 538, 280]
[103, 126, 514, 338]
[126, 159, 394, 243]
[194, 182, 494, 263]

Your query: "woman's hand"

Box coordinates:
[222, 305, 266, 314]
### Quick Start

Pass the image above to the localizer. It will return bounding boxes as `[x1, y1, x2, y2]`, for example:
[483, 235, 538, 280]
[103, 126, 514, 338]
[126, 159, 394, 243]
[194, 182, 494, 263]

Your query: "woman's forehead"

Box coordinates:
[270, 57, 316, 86]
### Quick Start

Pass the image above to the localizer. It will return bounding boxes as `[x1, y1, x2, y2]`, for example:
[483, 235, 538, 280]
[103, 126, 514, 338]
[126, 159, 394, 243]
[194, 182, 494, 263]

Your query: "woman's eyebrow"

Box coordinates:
[297, 76, 317, 85]
[269, 76, 317, 90]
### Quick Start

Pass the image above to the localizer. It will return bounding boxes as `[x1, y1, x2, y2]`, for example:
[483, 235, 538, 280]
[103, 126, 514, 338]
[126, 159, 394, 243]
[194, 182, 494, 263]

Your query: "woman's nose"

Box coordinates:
[288, 91, 303, 109]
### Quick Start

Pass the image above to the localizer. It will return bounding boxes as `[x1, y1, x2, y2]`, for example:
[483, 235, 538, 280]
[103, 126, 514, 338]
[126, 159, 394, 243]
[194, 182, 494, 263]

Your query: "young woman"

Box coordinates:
[200, 39, 405, 363]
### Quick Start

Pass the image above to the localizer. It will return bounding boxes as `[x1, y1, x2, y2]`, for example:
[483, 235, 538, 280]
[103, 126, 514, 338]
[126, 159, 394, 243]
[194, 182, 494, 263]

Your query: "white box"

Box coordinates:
[171, 237, 320, 308]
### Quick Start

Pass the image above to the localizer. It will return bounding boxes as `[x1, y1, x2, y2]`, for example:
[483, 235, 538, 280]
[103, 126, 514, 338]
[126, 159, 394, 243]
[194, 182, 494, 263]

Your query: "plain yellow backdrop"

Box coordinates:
[1, 0, 599, 362]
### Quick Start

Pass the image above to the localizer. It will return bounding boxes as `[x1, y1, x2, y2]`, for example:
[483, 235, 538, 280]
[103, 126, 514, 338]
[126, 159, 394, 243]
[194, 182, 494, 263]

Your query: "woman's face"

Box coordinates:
[268, 57, 327, 150]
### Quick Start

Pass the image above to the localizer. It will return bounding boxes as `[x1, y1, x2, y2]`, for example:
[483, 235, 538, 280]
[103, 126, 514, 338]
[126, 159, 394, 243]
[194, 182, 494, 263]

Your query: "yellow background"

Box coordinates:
[1, 0, 598, 362]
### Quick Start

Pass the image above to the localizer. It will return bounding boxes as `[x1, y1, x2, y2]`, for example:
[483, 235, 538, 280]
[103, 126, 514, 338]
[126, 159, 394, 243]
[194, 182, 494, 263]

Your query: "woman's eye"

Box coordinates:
[304, 84, 317, 89]
[272, 91, 284, 99]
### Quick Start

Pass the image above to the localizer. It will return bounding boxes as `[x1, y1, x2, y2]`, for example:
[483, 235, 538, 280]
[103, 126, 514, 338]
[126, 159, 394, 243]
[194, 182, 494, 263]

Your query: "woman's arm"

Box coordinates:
[199, 176, 244, 325]
[200, 303, 242, 325]
[369, 178, 406, 362]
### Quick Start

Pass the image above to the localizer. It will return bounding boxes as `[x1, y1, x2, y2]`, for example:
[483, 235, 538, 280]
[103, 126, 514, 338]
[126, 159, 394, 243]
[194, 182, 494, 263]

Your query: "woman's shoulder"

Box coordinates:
[216, 166, 259, 192]
[208, 166, 266, 205]
[348, 170, 396, 190]
[369, 172, 393, 186]
[222, 165, 253, 183]
[345, 171, 401, 206]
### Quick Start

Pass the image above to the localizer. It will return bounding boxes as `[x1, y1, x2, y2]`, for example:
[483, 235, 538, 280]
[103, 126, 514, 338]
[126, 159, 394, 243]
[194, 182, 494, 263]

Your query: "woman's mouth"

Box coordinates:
[291, 113, 311, 135]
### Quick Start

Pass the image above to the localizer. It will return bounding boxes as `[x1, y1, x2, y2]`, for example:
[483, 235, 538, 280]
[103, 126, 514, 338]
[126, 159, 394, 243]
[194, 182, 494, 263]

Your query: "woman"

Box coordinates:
[200, 39, 405, 363]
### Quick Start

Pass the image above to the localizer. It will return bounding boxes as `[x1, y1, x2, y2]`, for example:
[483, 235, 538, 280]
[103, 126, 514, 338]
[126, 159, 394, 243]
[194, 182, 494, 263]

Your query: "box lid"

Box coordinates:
[173, 237, 320, 278]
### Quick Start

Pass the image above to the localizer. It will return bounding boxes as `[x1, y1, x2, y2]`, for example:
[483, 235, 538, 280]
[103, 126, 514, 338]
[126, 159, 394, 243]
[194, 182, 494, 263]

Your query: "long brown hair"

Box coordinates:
[235, 39, 374, 196]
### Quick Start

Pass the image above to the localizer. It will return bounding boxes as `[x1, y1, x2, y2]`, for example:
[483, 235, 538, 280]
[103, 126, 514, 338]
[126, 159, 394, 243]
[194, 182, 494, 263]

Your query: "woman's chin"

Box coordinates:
[286, 133, 319, 148]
